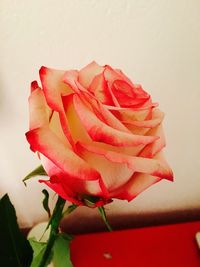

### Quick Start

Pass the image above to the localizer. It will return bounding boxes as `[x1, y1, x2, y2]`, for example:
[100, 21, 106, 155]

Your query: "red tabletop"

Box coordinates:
[70, 221, 200, 267]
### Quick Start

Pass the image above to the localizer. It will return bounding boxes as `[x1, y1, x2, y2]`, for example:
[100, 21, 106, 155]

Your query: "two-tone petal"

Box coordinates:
[73, 94, 158, 147]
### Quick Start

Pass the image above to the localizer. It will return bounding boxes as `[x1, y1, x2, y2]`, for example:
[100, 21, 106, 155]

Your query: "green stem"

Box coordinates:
[98, 206, 113, 232]
[38, 196, 66, 267]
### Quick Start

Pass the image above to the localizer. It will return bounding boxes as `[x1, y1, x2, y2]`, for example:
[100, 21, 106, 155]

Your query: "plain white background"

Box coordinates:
[0, 0, 200, 228]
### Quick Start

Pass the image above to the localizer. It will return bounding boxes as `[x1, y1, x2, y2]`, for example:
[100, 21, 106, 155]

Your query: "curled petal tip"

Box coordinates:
[168, 170, 174, 181]
[30, 81, 39, 92]
[39, 66, 47, 76]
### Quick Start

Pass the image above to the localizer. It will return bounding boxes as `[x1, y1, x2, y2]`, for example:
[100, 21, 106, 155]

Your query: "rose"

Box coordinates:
[26, 61, 173, 206]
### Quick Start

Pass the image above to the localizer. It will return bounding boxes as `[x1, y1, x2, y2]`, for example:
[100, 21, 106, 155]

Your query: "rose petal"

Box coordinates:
[123, 124, 150, 136]
[104, 65, 136, 87]
[110, 173, 161, 201]
[30, 80, 39, 92]
[62, 94, 92, 143]
[89, 72, 113, 105]
[78, 143, 173, 180]
[28, 86, 49, 130]
[104, 65, 123, 84]
[73, 95, 158, 147]
[112, 80, 150, 108]
[104, 66, 151, 109]
[78, 61, 103, 88]
[26, 126, 100, 181]
[39, 66, 74, 146]
[106, 82, 121, 107]
[39, 179, 82, 205]
[83, 94, 130, 133]
[122, 109, 164, 128]
[114, 69, 135, 85]
[139, 124, 165, 158]
[49, 111, 71, 147]
[63, 94, 137, 158]
[111, 150, 173, 201]
[63, 70, 84, 94]
[77, 143, 134, 191]
[39, 66, 73, 106]
[106, 105, 156, 131]
[40, 155, 107, 199]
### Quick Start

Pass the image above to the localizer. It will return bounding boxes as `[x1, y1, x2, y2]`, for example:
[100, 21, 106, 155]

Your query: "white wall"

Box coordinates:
[1, 0, 200, 228]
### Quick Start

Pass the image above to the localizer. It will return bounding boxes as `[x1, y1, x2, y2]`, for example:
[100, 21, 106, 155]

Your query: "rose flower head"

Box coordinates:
[26, 61, 173, 206]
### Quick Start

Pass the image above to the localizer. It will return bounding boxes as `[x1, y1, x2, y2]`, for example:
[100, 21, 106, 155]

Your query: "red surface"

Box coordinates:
[70, 221, 200, 267]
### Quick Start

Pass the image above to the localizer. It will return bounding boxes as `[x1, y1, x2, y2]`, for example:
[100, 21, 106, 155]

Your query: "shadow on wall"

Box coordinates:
[60, 208, 200, 235]
[0, 76, 5, 112]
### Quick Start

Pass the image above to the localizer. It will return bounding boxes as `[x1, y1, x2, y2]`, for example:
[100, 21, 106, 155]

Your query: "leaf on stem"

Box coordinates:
[42, 189, 51, 218]
[98, 206, 113, 232]
[0, 194, 33, 267]
[53, 233, 73, 267]
[29, 238, 52, 267]
[29, 238, 46, 267]
[23, 165, 47, 185]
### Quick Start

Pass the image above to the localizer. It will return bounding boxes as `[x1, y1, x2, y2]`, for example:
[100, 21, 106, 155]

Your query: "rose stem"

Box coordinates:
[38, 196, 66, 267]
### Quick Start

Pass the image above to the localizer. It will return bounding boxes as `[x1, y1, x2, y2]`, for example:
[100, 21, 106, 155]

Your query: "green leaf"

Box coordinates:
[29, 238, 52, 267]
[0, 194, 33, 267]
[62, 204, 78, 217]
[29, 238, 46, 256]
[23, 165, 47, 185]
[42, 189, 51, 218]
[53, 233, 73, 267]
[98, 206, 113, 232]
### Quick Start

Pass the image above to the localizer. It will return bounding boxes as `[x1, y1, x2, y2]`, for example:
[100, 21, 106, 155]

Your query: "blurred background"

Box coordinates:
[0, 0, 200, 232]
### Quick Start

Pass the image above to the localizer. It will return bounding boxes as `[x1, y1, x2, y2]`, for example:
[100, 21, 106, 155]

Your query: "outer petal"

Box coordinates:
[39, 155, 108, 201]
[49, 111, 71, 148]
[78, 143, 173, 181]
[121, 109, 164, 128]
[106, 105, 156, 129]
[73, 95, 158, 147]
[28, 85, 49, 130]
[31, 80, 39, 92]
[122, 109, 164, 136]
[110, 173, 161, 201]
[105, 103, 158, 112]
[123, 124, 150, 136]
[26, 126, 100, 181]
[62, 94, 92, 143]
[78, 61, 103, 88]
[39, 66, 74, 146]
[77, 143, 134, 191]
[39, 66, 73, 107]
[152, 151, 173, 181]
[111, 151, 173, 201]
[139, 124, 166, 158]
[40, 179, 82, 205]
